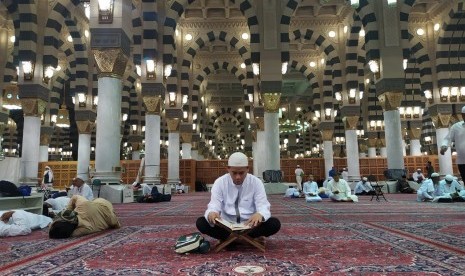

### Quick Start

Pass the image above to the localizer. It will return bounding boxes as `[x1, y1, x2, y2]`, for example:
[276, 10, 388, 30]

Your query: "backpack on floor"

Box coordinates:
[0, 180, 22, 197]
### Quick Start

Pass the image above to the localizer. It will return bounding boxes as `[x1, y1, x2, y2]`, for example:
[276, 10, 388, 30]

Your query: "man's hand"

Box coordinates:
[245, 213, 263, 227]
[1, 211, 15, 223]
[207, 211, 220, 224]
[440, 146, 447, 155]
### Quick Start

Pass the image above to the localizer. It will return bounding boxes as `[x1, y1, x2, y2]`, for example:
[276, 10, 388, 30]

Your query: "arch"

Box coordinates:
[280, 0, 299, 62]
[356, 0, 380, 61]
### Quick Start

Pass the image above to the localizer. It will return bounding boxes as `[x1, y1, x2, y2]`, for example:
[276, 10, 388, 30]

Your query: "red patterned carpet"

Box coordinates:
[1, 193, 465, 275]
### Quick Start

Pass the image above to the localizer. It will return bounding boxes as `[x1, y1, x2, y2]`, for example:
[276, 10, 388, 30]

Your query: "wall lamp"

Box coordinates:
[2, 84, 21, 110]
[93, 95, 98, 109]
[77, 93, 86, 107]
[324, 108, 332, 120]
[98, 0, 114, 24]
[349, 89, 356, 104]
[164, 64, 172, 78]
[252, 63, 260, 76]
[43, 66, 55, 84]
[168, 92, 176, 107]
[146, 60, 156, 80]
[368, 60, 380, 79]
[440, 87, 449, 102]
[424, 90, 433, 103]
[22, 61, 34, 80]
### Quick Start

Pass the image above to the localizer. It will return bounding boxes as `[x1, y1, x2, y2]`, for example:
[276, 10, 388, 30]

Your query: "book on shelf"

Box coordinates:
[215, 218, 251, 231]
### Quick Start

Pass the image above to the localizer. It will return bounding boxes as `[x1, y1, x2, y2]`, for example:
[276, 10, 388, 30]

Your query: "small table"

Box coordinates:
[371, 184, 387, 202]
[214, 223, 265, 253]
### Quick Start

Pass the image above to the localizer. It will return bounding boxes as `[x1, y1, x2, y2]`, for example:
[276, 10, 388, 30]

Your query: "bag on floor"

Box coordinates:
[0, 181, 22, 197]
[174, 232, 210, 254]
[18, 185, 32, 196]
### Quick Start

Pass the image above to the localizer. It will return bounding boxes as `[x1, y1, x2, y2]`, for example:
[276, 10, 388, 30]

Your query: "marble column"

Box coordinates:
[321, 128, 334, 179]
[379, 92, 404, 170]
[181, 133, 192, 159]
[39, 129, 53, 162]
[19, 97, 47, 185]
[167, 118, 180, 185]
[431, 113, 453, 175]
[76, 120, 94, 182]
[143, 96, 162, 184]
[343, 116, 360, 181]
[255, 117, 266, 179]
[367, 138, 377, 157]
[262, 93, 280, 171]
[409, 128, 422, 156]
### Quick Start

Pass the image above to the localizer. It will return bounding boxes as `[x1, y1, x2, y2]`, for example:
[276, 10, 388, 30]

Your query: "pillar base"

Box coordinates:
[167, 178, 180, 186]
[93, 171, 122, 185]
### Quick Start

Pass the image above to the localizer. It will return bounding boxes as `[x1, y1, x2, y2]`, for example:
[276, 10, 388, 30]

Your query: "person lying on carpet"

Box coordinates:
[0, 210, 52, 237]
[43, 196, 71, 217]
[196, 152, 281, 247]
[49, 195, 120, 239]
[326, 173, 358, 202]
[416, 173, 437, 202]
[68, 177, 94, 201]
[284, 186, 301, 198]
[303, 174, 322, 202]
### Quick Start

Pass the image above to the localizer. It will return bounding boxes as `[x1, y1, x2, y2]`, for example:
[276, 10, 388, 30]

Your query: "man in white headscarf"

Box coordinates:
[196, 152, 281, 245]
[41, 166, 54, 189]
[294, 165, 304, 191]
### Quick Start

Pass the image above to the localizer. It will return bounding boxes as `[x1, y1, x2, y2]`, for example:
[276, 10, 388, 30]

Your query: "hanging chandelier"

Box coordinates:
[55, 104, 70, 128]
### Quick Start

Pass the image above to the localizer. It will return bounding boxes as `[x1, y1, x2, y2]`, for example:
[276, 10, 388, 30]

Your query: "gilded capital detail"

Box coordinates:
[92, 48, 128, 79]
[255, 117, 265, 131]
[20, 98, 47, 117]
[343, 116, 359, 130]
[131, 142, 141, 151]
[76, 120, 94, 134]
[40, 133, 51, 145]
[408, 128, 422, 140]
[320, 129, 334, 141]
[143, 96, 162, 115]
[181, 133, 192, 143]
[378, 91, 403, 111]
[167, 118, 180, 132]
[377, 138, 386, 147]
[367, 138, 377, 148]
[262, 93, 281, 113]
[431, 114, 451, 129]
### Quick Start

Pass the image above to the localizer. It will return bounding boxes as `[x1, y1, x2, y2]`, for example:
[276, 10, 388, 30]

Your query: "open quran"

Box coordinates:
[215, 218, 251, 231]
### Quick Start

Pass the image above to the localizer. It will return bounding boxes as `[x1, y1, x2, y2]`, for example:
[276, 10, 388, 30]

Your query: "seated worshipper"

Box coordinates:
[354, 177, 375, 196]
[412, 169, 425, 184]
[417, 173, 439, 202]
[176, 181, 186, 194]
[196, 152, 281, 246]
[68, 177, 94, 201]
[303, 174, 322, 202]
[435, 174, 465, 202]
[326, 173, 358, 202]
[49, 195, 120, 238]
[398, 175, 416, 193]
[43, 196, 71, 217]
[0, 210, 52, 237]
[322, 177, 333, 189]
[284, 186, 301, 198]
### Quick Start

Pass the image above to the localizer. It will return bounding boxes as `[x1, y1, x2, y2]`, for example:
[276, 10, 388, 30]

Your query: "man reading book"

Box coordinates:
[196, 152, 281, 247]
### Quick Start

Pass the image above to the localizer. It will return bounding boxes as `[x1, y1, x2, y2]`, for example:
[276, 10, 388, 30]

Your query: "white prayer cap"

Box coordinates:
[228, 152, 248, 167]
[45, 166, 51, 170]
[462, 106, 465, 113]
[362, 177, 368, 181]
[445, 174, 454, 181]
[431, 172, 440, 178]
[417, 168, 421, 171]
[297, 165, 300, 167]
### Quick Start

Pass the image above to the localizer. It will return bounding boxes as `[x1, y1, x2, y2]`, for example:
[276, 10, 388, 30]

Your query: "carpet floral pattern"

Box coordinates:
[1, 194, 465, 275]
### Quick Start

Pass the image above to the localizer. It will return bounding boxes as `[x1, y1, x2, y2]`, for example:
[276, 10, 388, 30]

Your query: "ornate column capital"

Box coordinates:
[262, 93, 281, 113]
[408, 128, 422, 140]
[367, 138, 377, 148]
[431, 114, 451, 129]
[40, 133, 51, 146]
[167, 118, 180, 132]
[255, 117, 265, 131]
[376, 138, 386, 147]
[76, 120, 95, 134]
[20, 98, 47, 117]
[320, 129, 334, 141]
[359, 143, 368, 152]
[343, 116, 359, 130]
[378, 91, 403, 111]
[92, 48, 128, 79]
[181, 132, 192, 143]
[130, 142, 142, 151]
[143, 96, 162, 115]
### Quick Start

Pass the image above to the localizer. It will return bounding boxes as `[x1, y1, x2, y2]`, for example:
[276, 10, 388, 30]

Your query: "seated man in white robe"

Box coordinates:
[417, 173, 437, 202]
[326, 173, 358, 202]
[433, 174, 465, 202]
[175, 182, 186, 194]
[68, 177, 94, 201]
[303, 174, 322, 202]
[0, 210, 52, 237]
[354, 177, 375, 196]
